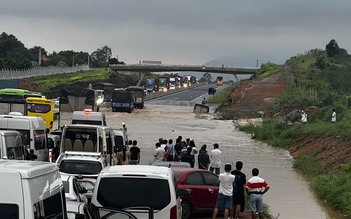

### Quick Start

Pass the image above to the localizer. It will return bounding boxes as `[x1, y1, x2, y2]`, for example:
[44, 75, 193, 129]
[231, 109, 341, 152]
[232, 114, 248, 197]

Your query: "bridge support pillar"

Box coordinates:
[234, 74, 239, 82]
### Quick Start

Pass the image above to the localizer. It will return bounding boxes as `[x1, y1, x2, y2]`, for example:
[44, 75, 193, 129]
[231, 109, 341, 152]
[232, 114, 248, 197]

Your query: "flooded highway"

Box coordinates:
[99, 101, 332, 219]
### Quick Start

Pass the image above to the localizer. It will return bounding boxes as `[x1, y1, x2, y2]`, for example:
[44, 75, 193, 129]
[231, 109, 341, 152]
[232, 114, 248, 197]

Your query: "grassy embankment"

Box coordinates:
[237, 51, 351, 218]
[30, 69, 111, 93]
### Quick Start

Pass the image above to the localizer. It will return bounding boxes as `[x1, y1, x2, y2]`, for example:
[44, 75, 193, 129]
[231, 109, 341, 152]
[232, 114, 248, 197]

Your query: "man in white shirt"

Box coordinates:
[154, 142, 165, 161]
[209, 143, 222, 175]
[212, 163, 235, 219]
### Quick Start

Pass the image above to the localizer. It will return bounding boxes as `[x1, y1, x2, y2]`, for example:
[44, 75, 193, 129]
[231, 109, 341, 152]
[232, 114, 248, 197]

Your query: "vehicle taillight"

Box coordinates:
[170, 205, 177, 219]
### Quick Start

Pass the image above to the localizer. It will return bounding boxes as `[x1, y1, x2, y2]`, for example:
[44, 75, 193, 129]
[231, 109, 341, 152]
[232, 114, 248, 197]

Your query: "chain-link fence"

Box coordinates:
[0, 65, 90, 80]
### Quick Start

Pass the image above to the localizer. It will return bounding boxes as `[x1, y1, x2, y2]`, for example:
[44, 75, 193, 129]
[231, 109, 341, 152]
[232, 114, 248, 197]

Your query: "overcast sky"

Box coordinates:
[1, 0, 351, 66]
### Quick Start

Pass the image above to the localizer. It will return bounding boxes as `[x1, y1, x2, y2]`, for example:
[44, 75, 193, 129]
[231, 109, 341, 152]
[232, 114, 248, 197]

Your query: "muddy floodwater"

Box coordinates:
[97, 103, 335, 219]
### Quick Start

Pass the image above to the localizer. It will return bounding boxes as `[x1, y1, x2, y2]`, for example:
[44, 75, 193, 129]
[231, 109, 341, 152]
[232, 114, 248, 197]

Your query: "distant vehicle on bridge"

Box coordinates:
[216, 76, 223, 86]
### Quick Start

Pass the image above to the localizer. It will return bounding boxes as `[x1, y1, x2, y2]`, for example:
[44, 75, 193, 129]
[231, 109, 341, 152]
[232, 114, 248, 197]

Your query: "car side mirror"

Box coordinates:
[178, 188, 190, 196]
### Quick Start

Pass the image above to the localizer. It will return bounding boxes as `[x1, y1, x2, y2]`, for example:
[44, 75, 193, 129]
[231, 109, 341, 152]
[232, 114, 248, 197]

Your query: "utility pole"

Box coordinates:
[38, 47, 42, 66]
[72, 53, 75, 67]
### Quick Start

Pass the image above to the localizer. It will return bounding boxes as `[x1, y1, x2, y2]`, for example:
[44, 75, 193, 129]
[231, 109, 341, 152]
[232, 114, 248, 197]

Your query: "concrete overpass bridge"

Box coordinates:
[109, 64, 259, 81]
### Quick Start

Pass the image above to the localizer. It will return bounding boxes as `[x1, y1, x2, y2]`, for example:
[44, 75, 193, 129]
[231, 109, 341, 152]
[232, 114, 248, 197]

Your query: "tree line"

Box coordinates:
[0, 32, 124, 70]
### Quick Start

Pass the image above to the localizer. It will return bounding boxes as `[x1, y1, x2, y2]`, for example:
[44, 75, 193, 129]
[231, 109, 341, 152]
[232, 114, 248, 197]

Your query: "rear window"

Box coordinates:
[71, 120, 102, 125]
[97, 177, 170, 210]
[59, 160, 102, 175]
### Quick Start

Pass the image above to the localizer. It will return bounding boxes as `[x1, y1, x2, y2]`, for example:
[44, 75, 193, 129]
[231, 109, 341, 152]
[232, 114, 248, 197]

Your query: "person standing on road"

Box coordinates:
[245, 168, 270, 219]
[331, 108, 336, 122]
[174, 138, 183, 161]
[154, 142, 165, 161]
[180, 147, 194, 167]
[230, 161, 246, 219]
[166, 139, 174, 161]
[212, 163, 235, 219]
[128, 140, 140, 164]
[117, 145, 129, 165]
[198, 144, 210, 170]
[188, 139, 197, 168]
[209, 143, 222, 175]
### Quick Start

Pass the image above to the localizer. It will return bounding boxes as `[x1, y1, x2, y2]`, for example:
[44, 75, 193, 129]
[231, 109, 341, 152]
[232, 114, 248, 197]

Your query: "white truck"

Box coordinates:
[0, 160, 67, 218]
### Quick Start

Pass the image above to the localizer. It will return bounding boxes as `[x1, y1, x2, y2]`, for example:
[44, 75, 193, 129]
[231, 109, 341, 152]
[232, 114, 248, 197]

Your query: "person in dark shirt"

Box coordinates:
[198, 144, 210, 169]
[181, 147, 194, 166]
[128, 140, 140, 164]
[230, 161, 247, 219]
[174, 138, 183, 161]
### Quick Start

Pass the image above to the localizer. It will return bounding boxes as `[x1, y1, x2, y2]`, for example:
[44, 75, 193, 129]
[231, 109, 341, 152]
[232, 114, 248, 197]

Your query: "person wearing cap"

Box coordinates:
[209, 143, 222, 175]
[212, 163, 235, 219]
[198, 144, 210, 169]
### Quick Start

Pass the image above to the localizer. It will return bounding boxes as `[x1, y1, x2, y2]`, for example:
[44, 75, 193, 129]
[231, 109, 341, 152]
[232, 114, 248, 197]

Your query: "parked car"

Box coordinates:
[56, 151, 106, 200]
[172, 167, 219, 219]
[61, 174, 89, 204]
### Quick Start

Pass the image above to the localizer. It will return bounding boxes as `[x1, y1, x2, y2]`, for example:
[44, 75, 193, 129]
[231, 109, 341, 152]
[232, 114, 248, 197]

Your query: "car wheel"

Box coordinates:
[181, 200, 192, 219]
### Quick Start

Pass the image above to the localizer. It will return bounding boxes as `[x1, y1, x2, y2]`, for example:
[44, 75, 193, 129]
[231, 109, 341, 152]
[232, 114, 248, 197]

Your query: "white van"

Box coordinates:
[70, 110, 106, 126]
[0, 130, 27, 160]
[60, 124, 116, 165]
[90, 165, 183, 219]
[0, 115, 48, 161]
[0, 160, 67, 219]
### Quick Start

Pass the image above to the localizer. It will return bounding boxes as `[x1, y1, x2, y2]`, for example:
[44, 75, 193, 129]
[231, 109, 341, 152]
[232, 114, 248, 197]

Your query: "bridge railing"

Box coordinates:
[109, 64, 259, 70]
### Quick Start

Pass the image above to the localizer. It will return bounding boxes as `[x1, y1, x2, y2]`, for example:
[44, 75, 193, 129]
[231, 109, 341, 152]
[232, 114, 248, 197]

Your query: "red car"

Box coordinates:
[172, 167, 219, 219]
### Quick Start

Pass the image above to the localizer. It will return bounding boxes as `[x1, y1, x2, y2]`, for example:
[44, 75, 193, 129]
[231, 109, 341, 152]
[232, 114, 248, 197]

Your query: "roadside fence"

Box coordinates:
[0, 65, 90, 80]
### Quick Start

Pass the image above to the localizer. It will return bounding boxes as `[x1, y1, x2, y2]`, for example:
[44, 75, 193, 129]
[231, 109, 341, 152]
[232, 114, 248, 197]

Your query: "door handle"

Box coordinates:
[208, 188, 214, 193]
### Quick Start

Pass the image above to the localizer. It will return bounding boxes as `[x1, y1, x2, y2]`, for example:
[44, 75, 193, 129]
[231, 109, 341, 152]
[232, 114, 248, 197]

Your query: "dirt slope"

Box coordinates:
[230, 72, 351, 173]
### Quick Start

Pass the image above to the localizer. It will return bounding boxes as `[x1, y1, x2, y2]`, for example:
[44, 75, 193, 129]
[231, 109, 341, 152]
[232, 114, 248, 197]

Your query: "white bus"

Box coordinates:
[0, 115, 48, 161]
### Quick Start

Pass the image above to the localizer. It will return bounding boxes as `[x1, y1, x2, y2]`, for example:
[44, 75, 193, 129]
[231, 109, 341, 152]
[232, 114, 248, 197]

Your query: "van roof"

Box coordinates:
[64, 124, 111, 129]
[0, 160, 58, 178]
[101, 165, 171, 177]
[0, 130, 20, 136]
[0, 115, 44, 121]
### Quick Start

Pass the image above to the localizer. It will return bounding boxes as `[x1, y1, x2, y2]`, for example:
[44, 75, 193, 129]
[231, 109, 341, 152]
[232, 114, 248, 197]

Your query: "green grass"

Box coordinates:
[206, 83, 237, 104]
[31, 69, 111, 92]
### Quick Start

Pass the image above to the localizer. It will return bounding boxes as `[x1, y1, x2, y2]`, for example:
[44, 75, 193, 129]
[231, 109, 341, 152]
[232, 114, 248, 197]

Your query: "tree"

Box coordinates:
[0, 32, 33, 69]
[90, 45, 112, 67]
[199, 72, 213, 82]
[326, 39, 348, 57]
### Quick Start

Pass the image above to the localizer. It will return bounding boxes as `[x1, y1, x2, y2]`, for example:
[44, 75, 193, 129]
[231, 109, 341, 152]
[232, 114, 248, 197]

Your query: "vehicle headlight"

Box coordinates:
[96, 98, 103, 105]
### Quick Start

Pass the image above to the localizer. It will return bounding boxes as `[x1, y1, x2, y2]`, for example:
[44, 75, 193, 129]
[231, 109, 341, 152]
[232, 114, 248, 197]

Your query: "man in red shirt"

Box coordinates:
[245, 168, 270, 219]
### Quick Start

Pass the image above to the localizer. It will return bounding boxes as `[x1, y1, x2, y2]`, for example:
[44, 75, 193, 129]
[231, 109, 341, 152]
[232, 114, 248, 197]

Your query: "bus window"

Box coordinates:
[27, 104, 51, 113]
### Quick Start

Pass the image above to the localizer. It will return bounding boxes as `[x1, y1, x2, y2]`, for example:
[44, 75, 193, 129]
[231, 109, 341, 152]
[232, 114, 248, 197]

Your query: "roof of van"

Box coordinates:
[101, 165, 171, 176]
[0, 130, 20, 136]
[64, 124, 111, 129]
[0, 160, 58, 178]
[0, 115, 44, 121]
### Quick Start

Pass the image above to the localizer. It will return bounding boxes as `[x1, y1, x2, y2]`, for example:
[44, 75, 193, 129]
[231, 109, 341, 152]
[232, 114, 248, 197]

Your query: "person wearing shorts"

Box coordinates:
[212, 163, 235, 219]
[245, 168, 270, 219]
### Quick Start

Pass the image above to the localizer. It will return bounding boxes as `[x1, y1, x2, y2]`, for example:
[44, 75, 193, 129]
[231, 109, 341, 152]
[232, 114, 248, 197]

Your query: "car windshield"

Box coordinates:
[97, 178, 170, 210]
[60, 160, 102, 174]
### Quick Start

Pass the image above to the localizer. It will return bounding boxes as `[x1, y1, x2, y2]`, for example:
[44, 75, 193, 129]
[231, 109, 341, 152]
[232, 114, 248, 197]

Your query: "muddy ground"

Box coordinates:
[229, 72, 351, 173]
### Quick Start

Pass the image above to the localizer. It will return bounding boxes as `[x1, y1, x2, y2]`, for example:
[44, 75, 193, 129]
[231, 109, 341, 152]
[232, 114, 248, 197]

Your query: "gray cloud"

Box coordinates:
[1, 0, 351, 65]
